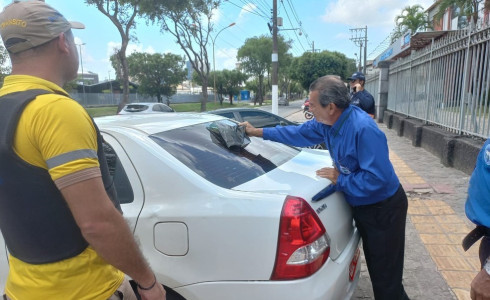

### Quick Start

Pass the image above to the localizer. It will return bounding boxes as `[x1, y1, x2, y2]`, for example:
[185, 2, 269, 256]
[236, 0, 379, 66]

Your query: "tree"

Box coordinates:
[434, 0, 490, 26]
[219, 69, 248, 105]
[127, 52, 187, 104]
[237, 35, 291, 105]
[138, 0, 220, 112]
[392, 5, 431, 43]
[0, 43, 11, 85]
[110, 49, 123, 80]
[290, 51, 356, 91]
[85, 0, 139, 112]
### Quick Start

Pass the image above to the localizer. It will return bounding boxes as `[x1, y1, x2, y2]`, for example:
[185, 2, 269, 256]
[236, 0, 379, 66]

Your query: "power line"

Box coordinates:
[280, 0, 306, 52]
[236, 0, 270, 20]
[225, 0, 269, 20]
[285, 0, 312, 47]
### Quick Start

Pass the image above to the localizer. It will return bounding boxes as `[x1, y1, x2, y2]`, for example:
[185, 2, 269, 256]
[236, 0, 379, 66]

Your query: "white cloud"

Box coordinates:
[322, 0, 435, 28]
[106, 41, 156, 57]
[237, 3, 257, 26]
[217, 48, 238, 70]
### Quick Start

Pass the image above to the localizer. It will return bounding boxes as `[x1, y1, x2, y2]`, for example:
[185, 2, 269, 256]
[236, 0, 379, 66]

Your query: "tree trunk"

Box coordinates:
[117, 40, 130, 113]
[229, 93, 233, 105]
[258, 75, 264, 106]
[200, 76, 208, 112]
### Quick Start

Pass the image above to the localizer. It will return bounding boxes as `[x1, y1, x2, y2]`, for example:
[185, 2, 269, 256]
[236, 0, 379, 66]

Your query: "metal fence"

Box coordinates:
[365, 69, 380, 100]
[387, 25, 490, 139]
[71, 92, 215, 107]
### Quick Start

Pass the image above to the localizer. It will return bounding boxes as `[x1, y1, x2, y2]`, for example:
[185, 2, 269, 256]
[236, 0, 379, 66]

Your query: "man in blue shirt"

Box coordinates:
[348, 71, 375, 117]
[241, 75, 409, 300]
[463, 139, 490, 299]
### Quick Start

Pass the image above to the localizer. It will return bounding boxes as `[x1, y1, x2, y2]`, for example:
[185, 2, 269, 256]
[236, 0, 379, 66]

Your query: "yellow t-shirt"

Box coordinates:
[0, 75, 124, 299]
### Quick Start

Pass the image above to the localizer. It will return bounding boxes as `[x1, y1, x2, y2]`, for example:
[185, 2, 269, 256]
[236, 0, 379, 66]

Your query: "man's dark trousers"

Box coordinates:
[352, 185, 410, 300]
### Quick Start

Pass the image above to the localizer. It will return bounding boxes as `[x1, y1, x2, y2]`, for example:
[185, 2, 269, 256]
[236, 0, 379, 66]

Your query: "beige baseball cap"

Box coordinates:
[0, 0, 85, 53]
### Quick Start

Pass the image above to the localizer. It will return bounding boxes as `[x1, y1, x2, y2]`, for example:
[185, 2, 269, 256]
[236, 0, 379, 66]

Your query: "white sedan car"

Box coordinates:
[0, 113, 361, 300]
[119, 102, 175, 114]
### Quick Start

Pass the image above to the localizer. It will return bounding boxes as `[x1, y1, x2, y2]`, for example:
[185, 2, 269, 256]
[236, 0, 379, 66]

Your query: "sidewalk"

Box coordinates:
[285, 111, 478, 300]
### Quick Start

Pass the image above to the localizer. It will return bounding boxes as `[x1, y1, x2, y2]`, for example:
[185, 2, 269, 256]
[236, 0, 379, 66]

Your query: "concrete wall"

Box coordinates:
[382, 111, 484, 175]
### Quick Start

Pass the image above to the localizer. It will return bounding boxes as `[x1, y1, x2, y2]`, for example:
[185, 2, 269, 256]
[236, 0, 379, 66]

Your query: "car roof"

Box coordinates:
[95, 113, 226, 135]
[125, 102, 166, 106]
[208, 107, 274, 113]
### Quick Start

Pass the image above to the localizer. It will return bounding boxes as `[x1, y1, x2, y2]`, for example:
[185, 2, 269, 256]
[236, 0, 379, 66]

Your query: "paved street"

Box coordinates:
[281, 102, 478, 300]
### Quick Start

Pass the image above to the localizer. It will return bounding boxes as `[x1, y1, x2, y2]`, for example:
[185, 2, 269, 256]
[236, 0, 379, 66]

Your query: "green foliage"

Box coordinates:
[392, 5, 431, 43]
[0, 44, 11, 84]
[137, 0, 222, 112]
[63, 80, 79, 93]
[290, 51, 356, 91]
[84, 0, 139, 111]
[217, 69, 248, 105]
[433, 0, 489, 26]
[237, 35, 291, 104]
[127, 52, 187, 104]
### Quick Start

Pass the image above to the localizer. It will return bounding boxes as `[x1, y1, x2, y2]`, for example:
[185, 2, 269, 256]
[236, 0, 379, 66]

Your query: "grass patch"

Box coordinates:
[85, 106, 118, 118]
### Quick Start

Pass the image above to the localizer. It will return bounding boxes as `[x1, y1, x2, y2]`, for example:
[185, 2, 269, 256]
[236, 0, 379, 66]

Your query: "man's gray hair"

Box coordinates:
[309, 75, 350, 109]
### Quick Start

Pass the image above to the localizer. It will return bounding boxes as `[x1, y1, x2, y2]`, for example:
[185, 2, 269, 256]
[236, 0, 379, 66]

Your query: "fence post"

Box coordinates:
[407, 50, 415, 117]
[458, 21, 473, 135]
[376, 60, 391, 122]
[425, 38, 435, 124]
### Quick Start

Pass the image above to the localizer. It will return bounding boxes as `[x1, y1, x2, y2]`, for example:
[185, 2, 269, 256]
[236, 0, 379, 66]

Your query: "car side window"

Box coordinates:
[240, 111, 281, 128]
[161, 104, 174, 112]
[217, 112, 235, 120]
[103, 141, 134, 204]
[153, 105, 163, 112]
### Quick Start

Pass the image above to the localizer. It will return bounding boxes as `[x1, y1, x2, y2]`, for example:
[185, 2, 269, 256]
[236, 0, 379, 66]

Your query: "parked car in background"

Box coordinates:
[0, 113, 360, 300]
[208, 107, 297, 128]
[278, 96, 289, 106]
[119, 102, 175, 114]
[208, 108, 326, 149]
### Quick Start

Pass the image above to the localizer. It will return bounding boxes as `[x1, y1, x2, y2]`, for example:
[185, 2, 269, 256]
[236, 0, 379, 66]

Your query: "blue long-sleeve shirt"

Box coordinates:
[350, 90, 375, 115]
[465, 138, 490, 227]
[263, 105, 399, 207]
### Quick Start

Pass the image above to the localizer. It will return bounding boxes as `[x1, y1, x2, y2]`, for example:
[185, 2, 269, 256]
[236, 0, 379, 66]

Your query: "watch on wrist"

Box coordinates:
[484, 257, 490, 275]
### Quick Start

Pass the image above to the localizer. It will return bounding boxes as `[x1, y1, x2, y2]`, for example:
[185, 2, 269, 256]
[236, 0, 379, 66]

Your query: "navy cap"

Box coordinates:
[347, 72, 365, 81]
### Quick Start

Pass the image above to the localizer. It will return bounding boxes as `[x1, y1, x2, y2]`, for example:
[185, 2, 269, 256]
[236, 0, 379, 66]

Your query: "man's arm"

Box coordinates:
[470, 267, 490, 300]
[61, 176, 166, 299]
[240, 121, 263, 137]
[240, 121, 325, 147]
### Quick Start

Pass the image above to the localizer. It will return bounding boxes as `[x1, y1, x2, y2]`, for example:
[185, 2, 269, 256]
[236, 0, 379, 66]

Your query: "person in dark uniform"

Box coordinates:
[241, 75, 410, 300]
[348, 71, 375, 117]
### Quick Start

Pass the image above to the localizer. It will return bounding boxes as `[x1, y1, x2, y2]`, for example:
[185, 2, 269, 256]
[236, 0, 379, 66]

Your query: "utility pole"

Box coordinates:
[350, 26, 368, 74]
[271, 0, 278, 115]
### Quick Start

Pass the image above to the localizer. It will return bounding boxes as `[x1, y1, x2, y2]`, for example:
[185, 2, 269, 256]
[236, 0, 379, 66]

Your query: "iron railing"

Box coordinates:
[387, 24, 490, 139]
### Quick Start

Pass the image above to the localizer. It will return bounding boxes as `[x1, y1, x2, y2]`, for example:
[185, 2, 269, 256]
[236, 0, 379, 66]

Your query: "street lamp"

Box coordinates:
[76, 43, 86, 101]
[212, 22, 235, 104]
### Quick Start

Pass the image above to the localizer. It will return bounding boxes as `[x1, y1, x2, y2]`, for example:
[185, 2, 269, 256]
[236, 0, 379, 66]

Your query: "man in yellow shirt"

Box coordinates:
[0, 1, 166, 299]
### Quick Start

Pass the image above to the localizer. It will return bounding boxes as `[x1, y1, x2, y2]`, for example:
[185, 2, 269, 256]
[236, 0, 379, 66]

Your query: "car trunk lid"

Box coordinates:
[233, 148, 355, 260]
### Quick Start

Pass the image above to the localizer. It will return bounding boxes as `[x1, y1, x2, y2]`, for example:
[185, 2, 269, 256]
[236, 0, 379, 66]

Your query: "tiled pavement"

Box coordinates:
[285, 111, 479, 300]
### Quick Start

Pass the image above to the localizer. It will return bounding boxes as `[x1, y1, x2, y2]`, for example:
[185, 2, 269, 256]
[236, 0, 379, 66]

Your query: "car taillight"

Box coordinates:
[271, 196, 330, 280]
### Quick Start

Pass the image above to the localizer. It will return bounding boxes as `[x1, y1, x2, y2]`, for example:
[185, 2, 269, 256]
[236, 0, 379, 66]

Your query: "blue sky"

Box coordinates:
[1, 0, 434, 81]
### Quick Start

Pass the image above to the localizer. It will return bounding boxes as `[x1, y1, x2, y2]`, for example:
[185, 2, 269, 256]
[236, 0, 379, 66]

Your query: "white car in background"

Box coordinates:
[119, 102, 175, 114]
[0, 113, 360, 300]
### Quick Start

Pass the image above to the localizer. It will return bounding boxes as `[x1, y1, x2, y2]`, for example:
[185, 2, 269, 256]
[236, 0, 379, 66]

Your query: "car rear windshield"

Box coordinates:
[124, 104, 149, 112]
[150, 122, 299, 189]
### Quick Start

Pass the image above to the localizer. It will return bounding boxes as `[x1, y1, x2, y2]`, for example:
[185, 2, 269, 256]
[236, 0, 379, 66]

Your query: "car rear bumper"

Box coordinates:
[173, 229, 361, 300]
